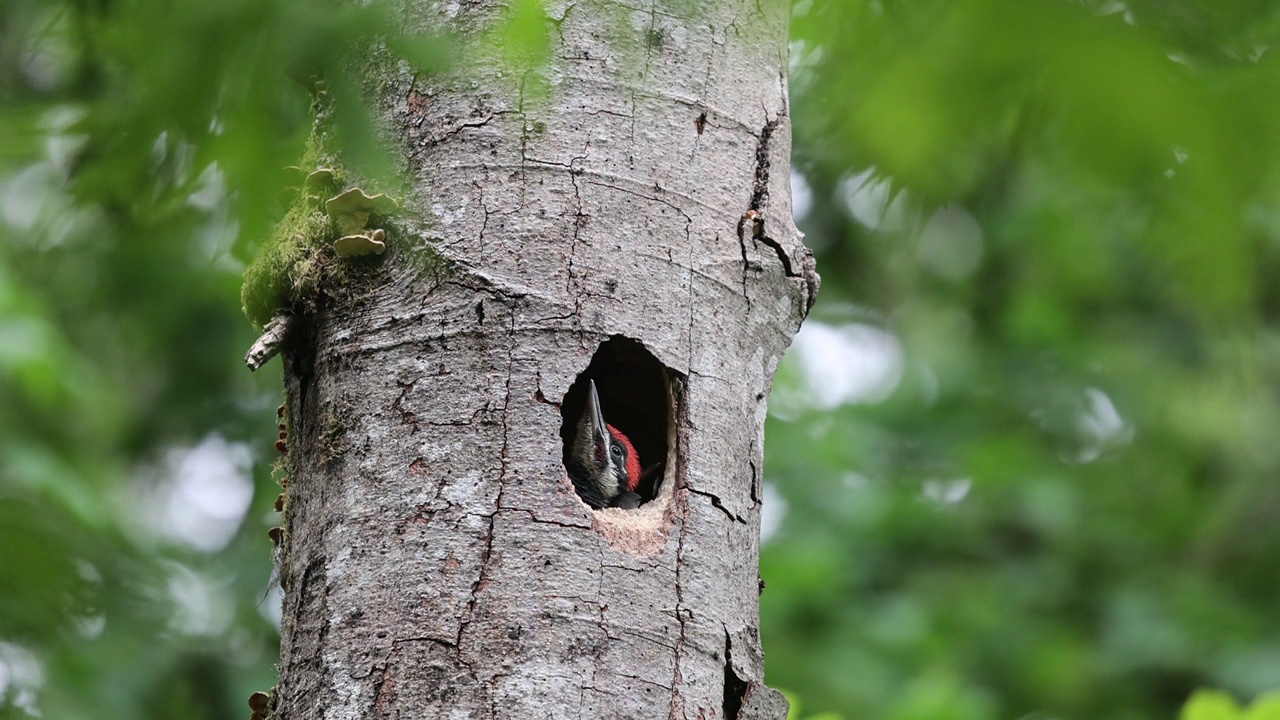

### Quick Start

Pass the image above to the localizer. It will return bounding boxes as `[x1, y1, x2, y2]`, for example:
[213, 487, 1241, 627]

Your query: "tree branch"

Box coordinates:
[244, 313, 296, 371]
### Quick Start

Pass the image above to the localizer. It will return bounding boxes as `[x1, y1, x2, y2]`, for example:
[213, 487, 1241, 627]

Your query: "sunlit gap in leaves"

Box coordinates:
[839, 169, 916, 234]
[763, 311, 906, 545]
[127, 434, 255, 554]
[115, 434, 275, 636]
[0, 643, 43, 717]
[773, 317, 905, 417]
[760, 484, 788, 545]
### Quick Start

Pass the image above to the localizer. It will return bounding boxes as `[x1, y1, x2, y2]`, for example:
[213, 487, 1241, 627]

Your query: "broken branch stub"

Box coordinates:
[244, 313, 296, 371]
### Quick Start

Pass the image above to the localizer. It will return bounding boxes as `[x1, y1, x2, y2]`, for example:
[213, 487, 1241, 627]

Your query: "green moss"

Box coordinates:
[297, 129, 340, 185]
[240, 201, 336, 328]
[240, 119, 428, 327]
[240, 128, 352, 328]
[316, 399, 353, 464]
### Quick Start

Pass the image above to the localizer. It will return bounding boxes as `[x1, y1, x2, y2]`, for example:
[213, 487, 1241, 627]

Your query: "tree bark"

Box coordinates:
[273, 1, 816, 717]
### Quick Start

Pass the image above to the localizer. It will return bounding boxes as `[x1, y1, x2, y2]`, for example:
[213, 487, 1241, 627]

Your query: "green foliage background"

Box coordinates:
[2, 0, 1278, 718]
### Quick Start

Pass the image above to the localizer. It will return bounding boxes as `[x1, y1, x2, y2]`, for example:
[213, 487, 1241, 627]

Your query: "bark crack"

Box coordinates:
[510, 507, 590, 530]
[477, 185, 491, 256]
[582, 179, 693, 224]
[456, 306, 515, 680]
[583, 505, 609, 712]
[391, 377, 420, 432]
[600, 672, 672, 693]
[735, 229, 759, 308]
[722, 627, 748, 720]
[412, 111, 518, 160]
[733, 116, 782, 309]
[621, 628, 677, 652]
[736, 115, 820, 315]
[687, 486, 747, 525]
[566, 152, 589, 338]
[370, 646, 397, 715]
[667, 442, 692, 716]
[445, 277, 528, 302]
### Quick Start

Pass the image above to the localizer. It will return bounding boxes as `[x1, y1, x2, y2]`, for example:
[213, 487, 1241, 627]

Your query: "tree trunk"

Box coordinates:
[272, 0, 816, 717]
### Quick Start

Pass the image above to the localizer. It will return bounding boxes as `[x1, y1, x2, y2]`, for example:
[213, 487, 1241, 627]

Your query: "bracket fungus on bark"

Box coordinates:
[325, 187, 398, 234]
[326, 188, 396, 257]
[303, 167, 340, 197]
[334, 227, 386, 257]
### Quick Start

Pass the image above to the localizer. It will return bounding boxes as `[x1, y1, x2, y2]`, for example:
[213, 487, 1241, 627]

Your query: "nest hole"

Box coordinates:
[561, 337, 674, 510]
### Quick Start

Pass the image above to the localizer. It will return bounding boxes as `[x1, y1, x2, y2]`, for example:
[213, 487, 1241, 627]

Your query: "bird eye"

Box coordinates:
[610, 445, 622, 458]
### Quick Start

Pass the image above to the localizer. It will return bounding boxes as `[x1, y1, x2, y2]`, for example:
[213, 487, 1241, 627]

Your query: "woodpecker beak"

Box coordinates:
[569, 378, 642, 507]
[586, 379, 610, 461]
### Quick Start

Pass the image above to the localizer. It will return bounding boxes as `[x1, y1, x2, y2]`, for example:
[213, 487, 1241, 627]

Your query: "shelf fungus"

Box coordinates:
[325, 188, 396, 257]
[334, 228, 386, 257]
[325, 188, 398, 234]
[304, 168, 340, 197]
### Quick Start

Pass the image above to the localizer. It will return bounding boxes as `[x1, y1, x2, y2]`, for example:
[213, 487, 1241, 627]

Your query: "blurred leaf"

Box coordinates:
[1181, 690, 1243, 720]
[0, 0, 444, 716]
[1248, 695, 1280, 720]
[771, 0, 1280, 717]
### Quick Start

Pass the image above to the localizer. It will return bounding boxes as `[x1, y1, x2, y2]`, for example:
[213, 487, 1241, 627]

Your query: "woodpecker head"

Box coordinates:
[569, 380, 641, 508]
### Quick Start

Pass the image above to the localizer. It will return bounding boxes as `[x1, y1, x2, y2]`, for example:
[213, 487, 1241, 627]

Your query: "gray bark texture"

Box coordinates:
[273, 0, 817, 717]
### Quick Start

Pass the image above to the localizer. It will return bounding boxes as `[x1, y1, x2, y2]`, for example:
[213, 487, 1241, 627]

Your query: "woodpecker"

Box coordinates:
[568, 380, 642, 509]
